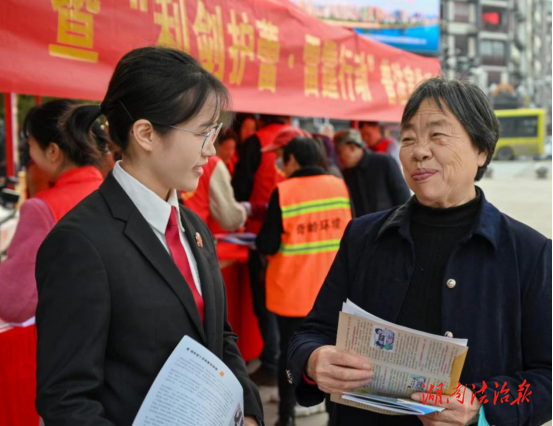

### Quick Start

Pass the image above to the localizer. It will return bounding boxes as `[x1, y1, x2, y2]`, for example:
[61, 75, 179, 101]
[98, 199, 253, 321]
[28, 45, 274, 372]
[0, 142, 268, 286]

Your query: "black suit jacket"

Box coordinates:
[35, 172, 263, 425]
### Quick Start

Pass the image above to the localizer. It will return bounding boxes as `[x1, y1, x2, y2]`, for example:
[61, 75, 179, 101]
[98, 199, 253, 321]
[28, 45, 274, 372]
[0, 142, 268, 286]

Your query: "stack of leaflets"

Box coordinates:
[215, 233, 257, 248]
[332, 300, 469, 416]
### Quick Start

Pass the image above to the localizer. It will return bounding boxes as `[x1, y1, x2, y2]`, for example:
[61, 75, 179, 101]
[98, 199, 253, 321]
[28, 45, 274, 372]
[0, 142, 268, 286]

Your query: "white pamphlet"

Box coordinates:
[133, 336, 245, 426]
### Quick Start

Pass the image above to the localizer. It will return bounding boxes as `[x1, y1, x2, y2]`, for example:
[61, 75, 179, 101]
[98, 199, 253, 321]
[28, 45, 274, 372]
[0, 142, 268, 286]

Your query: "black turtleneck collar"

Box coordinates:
[396, 187, 482, 336]
[412, 187, 482, 228]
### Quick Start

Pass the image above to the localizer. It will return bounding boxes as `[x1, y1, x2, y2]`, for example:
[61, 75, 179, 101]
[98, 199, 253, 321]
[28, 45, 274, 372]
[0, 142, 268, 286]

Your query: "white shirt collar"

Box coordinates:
[112, 161, 185, 234]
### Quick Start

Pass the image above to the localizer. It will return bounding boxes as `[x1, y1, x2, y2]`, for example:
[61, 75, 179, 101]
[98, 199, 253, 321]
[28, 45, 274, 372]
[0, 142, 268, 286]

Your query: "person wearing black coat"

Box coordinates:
[333, 129, 410, 217]
[35, 47, 263, 426]
[288, 78, 551, 426]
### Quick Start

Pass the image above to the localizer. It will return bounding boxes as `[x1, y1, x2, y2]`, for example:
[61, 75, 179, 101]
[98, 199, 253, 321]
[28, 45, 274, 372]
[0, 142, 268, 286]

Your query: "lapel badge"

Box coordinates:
[195, 232, 203, 248]
[286, 369, 294, 384]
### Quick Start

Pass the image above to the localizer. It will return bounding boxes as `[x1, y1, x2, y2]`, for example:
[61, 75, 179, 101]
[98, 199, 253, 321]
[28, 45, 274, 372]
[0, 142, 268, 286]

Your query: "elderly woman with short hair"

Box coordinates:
[288, 77, 551, 426]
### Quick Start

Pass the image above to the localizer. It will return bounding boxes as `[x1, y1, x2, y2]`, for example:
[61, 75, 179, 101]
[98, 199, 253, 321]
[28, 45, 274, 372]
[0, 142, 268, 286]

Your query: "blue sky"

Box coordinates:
[294, 0, 440, 17]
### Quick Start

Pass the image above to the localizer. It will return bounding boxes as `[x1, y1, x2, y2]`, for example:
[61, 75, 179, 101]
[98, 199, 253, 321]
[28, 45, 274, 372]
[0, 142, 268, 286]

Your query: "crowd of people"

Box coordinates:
[0, 46, 550, 426]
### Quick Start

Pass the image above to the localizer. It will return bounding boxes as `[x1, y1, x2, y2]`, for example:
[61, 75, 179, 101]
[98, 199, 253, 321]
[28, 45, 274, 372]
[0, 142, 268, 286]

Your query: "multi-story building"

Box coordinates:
[441, 1, 480, 80]
[525, 0, 552, 119]
[441, 0, 551, 121]
[545, 1, 552, 128]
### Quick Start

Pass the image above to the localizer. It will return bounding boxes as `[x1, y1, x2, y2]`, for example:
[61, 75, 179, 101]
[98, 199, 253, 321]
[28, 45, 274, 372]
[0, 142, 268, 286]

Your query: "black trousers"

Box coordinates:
[276, 315, 306, 419]
[248, 249, 279, 375]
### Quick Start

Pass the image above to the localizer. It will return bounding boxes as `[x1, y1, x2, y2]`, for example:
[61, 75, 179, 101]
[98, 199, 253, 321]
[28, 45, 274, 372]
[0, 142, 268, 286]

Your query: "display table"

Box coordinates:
[0, 324, 39, 426]
[217, 242, 263, 362]
[0, 242, 262, 425]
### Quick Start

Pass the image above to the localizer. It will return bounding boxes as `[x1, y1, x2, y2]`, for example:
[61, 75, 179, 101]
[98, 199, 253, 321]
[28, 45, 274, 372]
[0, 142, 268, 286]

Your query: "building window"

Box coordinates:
[454, 2, 470, 23]
[481, 40, 507, 65]
[487, 71, 502, 85]
[455, 35, 469, 56]
[482, 7, 508, 32]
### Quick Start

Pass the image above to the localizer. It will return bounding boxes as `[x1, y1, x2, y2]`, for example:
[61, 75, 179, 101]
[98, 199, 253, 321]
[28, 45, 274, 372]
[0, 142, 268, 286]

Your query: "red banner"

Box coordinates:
[0, 0, 440, 121]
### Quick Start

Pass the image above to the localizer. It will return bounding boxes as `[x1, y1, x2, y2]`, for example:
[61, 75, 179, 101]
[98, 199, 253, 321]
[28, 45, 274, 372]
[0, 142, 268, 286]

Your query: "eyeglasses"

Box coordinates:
[118, 99, 222, 153]
[168, 122, 223, 153]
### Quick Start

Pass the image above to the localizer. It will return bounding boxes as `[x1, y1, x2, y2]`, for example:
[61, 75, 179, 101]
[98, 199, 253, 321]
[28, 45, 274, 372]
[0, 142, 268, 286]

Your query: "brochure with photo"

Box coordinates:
[331, 300, 469, 416]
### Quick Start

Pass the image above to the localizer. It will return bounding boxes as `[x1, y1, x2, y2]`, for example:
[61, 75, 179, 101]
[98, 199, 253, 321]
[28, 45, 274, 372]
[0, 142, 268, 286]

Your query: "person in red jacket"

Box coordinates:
[217, 130, 239, 176]
[235, 113, 258, 146]
[0, 99, 106, 323]
[232, 114, 290, 385]
[359, 121, 401, 166]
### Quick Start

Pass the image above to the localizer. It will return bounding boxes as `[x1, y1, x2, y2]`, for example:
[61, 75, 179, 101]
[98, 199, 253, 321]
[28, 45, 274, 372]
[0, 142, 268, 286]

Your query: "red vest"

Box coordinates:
[247, 123, 287, 233]
[225, 158, 235, 176]
[35, 166, 104, 222]
[371, 137, 394, 154]
[182, 156, 222, 233]
[12, 166, 102, 426]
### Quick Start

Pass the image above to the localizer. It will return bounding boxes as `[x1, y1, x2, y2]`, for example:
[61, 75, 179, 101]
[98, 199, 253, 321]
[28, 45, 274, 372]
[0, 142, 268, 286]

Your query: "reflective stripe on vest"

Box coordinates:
[281, 197, 351, 219]
[266, 174, 351, 317]
[279, 239, 341, 255]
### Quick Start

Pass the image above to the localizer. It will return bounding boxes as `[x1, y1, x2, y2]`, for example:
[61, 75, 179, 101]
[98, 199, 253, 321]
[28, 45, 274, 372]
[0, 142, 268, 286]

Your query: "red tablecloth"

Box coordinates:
[0, 325, 39, 426]
[217, 242, 263, 362]
[0, 243, 262, 425]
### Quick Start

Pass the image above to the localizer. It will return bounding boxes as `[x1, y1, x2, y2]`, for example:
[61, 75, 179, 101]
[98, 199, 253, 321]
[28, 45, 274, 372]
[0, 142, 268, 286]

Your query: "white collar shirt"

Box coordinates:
[112, 161, 202, 295]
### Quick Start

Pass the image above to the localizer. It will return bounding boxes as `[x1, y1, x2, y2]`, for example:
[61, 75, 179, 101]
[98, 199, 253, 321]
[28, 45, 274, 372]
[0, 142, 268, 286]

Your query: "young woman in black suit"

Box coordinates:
[35, 46, 263, 426]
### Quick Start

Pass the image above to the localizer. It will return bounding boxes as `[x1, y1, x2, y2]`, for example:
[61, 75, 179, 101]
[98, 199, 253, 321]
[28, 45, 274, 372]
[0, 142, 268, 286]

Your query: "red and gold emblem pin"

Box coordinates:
[195, 232, 203, 248]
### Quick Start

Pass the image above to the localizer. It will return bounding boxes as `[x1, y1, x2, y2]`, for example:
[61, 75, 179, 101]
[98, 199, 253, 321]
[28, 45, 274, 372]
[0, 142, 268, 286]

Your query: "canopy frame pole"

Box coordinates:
[3, 93, 17, 178]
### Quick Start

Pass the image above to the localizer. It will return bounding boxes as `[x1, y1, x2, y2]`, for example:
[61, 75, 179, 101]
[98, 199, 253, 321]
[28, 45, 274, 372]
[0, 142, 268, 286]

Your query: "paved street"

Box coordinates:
[262, 159, 552, 426]
[478, 160, 552, 238]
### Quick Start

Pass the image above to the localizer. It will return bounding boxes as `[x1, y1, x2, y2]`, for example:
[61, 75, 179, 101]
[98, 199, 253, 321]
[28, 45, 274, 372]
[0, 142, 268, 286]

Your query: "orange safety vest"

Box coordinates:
[265, 174, 352, 317]
[246, 123, 287, 234]
[34, 165, 104, 222]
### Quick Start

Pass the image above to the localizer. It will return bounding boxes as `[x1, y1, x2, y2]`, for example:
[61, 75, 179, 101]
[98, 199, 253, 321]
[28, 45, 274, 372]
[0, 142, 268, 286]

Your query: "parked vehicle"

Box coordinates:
[494, 108, 546, 161]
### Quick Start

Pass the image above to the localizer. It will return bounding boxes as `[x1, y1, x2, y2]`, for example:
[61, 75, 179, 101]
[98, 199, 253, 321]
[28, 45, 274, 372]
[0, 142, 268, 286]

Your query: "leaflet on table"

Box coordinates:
[331, 300, 468, 416]
[9, 317, 35, 327]
[0, 316, 35, 334]
[215, 233, 257, 247]
[133, 335, 245, 426]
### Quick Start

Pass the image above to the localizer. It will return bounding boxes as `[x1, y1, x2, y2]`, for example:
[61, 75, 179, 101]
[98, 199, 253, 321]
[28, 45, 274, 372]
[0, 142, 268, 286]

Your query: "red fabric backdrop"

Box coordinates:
[0, 0, 439, 121]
